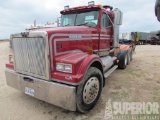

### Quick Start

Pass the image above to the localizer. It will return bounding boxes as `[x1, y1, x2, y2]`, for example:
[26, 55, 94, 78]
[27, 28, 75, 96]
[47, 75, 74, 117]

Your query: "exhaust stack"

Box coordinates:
[113, 8, 123, 47]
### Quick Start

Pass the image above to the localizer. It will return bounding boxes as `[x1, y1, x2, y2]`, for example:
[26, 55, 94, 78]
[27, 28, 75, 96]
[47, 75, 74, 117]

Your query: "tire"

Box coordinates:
[130, 47, 133, 61]
[76, 67, 103, 113]
[118, 50, 128, 69]
[127, 48, 131, 65]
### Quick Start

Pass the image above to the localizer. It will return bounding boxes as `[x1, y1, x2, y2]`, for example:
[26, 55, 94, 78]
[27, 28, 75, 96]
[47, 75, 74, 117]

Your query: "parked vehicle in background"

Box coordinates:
[5, 1, 135, 113]
[150, 30, 160, 45]
[119, 33, 134, 44]
[131, 32, 151, 45]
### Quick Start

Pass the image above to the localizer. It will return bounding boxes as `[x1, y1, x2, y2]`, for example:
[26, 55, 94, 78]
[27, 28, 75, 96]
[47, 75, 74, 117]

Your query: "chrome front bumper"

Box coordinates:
[5, 69, 76, 111]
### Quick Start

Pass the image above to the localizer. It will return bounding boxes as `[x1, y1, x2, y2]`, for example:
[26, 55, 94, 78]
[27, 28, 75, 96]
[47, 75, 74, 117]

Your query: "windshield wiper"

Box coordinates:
[76, 22, 94, 27]
[76, 22, 89, 26]
[64, 24, 70, 26]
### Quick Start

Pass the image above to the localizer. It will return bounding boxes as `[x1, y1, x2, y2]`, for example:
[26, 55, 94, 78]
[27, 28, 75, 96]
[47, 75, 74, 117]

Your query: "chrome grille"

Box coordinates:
[13, 37, 47, 77]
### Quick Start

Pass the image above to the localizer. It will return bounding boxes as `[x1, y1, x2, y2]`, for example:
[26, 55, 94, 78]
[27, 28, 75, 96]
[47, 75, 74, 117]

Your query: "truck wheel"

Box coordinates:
[130, 47, 133, 61]
[118, 50, 128, 69]
[127, 48, 131, 65]
[76, 67, 103, 113]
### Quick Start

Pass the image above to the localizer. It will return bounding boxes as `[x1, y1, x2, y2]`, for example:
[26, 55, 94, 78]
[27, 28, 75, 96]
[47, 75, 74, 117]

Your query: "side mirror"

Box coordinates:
[155, 0, 160, 22]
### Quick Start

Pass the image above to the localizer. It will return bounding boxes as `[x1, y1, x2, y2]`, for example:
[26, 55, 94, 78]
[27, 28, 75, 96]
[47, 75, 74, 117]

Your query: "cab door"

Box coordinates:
[99, 13, 112, 56]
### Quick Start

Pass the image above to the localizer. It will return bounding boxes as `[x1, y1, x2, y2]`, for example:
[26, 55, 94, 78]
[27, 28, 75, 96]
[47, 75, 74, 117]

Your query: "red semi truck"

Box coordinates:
[5, 2, 135, 113]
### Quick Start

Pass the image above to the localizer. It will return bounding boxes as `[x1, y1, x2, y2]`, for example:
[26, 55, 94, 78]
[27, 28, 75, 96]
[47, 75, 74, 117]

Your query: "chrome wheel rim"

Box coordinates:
[83, 77, 99, 104]
[125, 54, 127, 65]
[128, 52, 130, 62]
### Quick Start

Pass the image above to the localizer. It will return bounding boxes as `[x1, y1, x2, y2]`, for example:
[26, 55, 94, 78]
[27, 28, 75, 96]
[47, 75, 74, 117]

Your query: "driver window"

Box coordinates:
[101, 13, 110, 29]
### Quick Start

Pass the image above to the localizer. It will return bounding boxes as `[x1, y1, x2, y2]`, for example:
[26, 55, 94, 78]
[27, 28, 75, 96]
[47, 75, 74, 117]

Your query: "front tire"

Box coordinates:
[76, 67, 103, 113]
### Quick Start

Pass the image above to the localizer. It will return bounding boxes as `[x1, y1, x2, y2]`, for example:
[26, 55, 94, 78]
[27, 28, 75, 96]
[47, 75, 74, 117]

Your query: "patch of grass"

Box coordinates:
[93, 117, 103, 120]
[110, 91, 120, 101]
[153, 88, 160, 103]
[110, 90, 129, 101]
[123, 70, 144, 78]
[132, 89, 140, 102]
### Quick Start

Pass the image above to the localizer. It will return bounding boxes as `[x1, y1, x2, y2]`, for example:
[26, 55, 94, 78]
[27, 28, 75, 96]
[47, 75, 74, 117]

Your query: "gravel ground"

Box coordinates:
[0, 41, 160, 120]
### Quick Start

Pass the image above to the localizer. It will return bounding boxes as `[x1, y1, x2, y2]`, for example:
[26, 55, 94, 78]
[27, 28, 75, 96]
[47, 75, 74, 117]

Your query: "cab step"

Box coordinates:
[104, 65, 118, 78]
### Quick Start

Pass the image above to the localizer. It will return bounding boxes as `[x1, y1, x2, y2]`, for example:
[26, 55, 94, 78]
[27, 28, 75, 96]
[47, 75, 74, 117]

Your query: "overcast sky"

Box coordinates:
[0, 0, 160, 39]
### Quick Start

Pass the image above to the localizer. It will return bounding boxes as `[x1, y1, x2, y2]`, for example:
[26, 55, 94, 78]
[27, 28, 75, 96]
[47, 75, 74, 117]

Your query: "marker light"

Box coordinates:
[88, 1, 94, 6]
[9, 55, 13, 63]
[64, 5, 69, 10]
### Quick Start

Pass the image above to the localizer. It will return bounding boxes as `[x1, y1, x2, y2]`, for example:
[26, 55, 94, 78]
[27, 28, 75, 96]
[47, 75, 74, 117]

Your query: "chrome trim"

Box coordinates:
[92, 34, 99, 36]
[5, 69, 76, 111]
[10, 34, 14, 53]
[92, 37, 99, 39]
[100, 34, 110, 37]
[98, 50, 110, 57]
[11, 31, 50, 80]
[100, 38, 110, 40]
[51, 78, 79, 86]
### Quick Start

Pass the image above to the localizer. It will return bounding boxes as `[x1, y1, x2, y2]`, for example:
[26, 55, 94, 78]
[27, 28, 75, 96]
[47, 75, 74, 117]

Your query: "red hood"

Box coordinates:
[31, 26, 97, 36]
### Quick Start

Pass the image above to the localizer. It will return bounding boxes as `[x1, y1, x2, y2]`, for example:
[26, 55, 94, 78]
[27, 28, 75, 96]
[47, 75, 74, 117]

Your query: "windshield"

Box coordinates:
[60, 11, 99, 27]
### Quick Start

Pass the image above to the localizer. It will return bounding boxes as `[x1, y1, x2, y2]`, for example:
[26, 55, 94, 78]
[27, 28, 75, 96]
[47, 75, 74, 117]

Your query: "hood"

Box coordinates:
[32, 26, 97, 36]
[30, 26, 98, 58]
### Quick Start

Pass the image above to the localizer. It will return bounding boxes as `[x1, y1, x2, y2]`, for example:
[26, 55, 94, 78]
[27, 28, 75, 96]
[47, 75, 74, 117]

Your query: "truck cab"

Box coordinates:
[5, 2, 134, 113]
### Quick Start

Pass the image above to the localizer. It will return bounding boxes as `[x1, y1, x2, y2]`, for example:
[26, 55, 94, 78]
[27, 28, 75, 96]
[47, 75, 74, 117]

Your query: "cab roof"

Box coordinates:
[60, 5, 113, 14]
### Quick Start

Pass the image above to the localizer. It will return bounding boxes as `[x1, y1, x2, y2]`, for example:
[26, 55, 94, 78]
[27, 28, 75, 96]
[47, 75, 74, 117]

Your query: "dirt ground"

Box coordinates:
[0, 41, 160, 120]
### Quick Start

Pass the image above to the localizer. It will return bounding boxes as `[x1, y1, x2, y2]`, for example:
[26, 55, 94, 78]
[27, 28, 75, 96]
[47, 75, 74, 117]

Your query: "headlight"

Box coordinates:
[9, 55, 13, 63]
[56, 63, 72, 73]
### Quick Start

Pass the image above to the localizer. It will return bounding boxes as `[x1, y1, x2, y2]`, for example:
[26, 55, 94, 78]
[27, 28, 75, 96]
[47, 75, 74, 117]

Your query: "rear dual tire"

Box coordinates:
[118, 50, 128, 69]
[127, 47, 133, 65]
[118, 48, 133, 69]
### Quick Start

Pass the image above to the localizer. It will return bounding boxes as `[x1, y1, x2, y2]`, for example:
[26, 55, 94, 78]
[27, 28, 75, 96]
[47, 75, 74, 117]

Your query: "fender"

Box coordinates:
[51, 52, 103, 85]
[77, 54, 103, 84]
